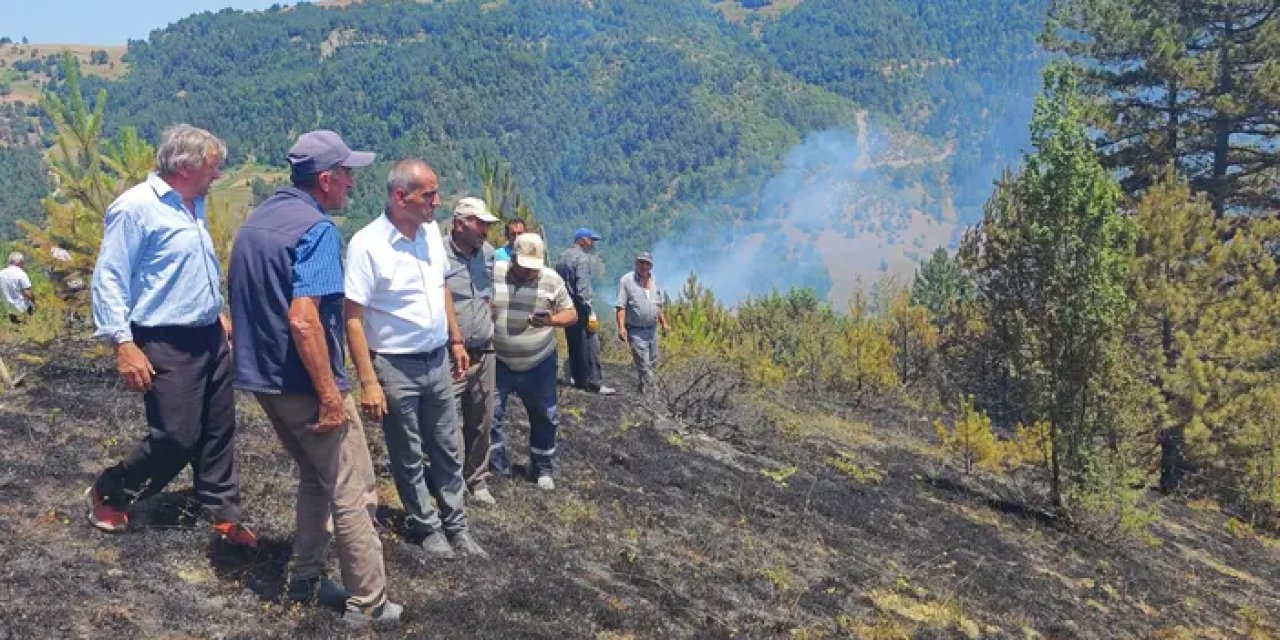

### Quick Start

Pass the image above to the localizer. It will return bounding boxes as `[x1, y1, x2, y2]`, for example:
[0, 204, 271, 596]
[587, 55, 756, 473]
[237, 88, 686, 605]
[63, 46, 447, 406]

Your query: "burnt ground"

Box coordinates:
[0, 339, 1278, 639]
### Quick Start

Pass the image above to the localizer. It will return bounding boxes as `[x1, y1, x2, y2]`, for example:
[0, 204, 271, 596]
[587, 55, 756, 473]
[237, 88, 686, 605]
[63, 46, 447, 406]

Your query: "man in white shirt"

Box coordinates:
[344, 159, 487, 559]
[0, 252, 34, 323]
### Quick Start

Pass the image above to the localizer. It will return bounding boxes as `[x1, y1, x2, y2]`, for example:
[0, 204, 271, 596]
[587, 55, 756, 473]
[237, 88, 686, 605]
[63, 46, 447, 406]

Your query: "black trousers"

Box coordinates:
[93, 322, 243, 523]
[564, 303, 602, 389]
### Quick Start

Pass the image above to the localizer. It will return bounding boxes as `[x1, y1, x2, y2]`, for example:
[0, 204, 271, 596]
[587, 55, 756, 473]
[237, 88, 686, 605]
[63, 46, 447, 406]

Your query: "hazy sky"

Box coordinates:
[5, 1, 285, 44]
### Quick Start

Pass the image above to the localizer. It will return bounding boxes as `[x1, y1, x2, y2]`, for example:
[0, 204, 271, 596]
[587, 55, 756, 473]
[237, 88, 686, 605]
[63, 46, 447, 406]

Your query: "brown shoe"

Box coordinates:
[212, 521, 258, 547]
[85, 487, 129, 533]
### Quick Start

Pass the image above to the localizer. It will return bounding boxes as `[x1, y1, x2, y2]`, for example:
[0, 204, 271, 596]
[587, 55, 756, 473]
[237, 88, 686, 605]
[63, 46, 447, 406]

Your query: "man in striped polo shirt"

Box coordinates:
[489, 233, 577, 490]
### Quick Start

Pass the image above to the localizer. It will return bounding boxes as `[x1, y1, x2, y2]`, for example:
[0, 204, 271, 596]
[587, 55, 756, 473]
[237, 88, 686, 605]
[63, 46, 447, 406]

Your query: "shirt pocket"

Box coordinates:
[381, 253, 423, 294]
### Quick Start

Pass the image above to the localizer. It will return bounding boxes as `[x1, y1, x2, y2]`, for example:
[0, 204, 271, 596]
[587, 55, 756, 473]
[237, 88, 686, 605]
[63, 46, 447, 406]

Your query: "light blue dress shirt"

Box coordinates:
[91, 173, 224, 343]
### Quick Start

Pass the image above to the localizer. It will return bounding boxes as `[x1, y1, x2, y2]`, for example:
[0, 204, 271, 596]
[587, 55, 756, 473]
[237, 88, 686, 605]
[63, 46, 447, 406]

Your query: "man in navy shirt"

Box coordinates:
[229, 130, 401, 627]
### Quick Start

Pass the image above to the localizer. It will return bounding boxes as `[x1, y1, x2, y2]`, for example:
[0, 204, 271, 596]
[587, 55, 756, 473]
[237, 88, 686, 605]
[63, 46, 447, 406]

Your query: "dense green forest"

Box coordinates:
[0, 146, 48, 239]
[80, 1, 842, 268]
[23, 0, 1046, 284]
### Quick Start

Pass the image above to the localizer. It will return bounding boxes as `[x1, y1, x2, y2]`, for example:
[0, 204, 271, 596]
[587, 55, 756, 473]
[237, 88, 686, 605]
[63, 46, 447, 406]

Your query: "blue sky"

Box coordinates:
[5, 1, 286, 44]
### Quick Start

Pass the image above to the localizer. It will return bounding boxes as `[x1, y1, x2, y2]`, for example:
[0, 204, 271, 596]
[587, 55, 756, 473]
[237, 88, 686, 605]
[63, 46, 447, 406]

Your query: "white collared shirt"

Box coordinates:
[0, 265, 31, 313]
[345, 212, 449, 354]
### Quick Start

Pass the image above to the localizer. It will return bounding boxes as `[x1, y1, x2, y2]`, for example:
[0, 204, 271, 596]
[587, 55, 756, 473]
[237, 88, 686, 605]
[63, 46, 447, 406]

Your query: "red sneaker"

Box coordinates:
[212, 521, 258, 548]
[85, 487, 129, 533]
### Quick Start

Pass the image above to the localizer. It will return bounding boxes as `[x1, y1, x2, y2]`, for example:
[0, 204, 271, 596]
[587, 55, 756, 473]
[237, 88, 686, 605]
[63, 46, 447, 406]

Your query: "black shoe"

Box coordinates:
[285, 576, 347, 608]
[447, 530, 489, 559]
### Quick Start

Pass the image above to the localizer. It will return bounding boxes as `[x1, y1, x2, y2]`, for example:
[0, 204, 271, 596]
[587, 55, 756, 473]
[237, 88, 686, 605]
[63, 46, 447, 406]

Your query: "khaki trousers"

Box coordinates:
[454, 349, 495, 489]
[254, 393, 386, 610]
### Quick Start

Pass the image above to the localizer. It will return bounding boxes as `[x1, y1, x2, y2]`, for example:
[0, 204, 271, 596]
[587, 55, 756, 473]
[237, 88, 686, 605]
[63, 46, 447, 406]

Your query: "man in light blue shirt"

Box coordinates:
[85, 124, 255, 548]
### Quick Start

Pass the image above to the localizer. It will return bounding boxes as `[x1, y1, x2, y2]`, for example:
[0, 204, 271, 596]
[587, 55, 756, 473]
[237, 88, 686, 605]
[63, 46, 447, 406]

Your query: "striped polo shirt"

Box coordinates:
[492, 261, 573, 372]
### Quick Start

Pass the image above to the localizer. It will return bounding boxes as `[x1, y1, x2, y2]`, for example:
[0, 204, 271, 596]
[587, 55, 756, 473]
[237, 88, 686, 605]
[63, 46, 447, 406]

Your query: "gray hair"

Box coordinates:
[155, 124, 227, 176]
[386, 159, 431, 195]
[7, 251, 22, 266]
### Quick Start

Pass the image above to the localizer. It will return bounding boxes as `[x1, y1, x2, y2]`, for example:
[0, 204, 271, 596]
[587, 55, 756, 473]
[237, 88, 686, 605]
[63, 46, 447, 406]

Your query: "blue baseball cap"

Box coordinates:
[574, 227, 602, 241]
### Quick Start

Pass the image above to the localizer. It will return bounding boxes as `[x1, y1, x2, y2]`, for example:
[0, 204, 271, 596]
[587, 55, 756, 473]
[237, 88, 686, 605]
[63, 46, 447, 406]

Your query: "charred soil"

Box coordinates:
[0, 340, 1277, 638]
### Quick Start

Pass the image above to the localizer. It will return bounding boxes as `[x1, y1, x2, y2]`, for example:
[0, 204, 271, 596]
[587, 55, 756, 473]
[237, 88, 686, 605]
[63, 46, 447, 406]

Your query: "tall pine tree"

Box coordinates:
[959, 65, 1137, 507]
[1047, 0, 1280, 217]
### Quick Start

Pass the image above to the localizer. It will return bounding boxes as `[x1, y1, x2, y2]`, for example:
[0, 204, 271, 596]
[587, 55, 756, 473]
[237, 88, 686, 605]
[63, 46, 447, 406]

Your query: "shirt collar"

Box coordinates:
[146, 173, 176, 200]
[446, 230, 483, 260]
[148, 172, 210, 218]
[378, 208, 422, 245]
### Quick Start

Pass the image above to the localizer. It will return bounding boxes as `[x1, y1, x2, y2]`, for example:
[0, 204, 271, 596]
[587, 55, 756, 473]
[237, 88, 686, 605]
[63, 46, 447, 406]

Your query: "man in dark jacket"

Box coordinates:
[554, 228, 614, 395]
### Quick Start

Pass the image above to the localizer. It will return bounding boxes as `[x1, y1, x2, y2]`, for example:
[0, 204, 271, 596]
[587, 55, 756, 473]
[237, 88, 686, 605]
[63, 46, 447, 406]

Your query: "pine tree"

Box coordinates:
[1127, 172, 1221, 492]
[959, 65, 1137, 506]
[887, 289, 939, 387]
[19, 53, 153, 312]
[476, 152, 539, 242]
[910, 246, 966, 321]
[935, 396, 1001, 474]
[1047, 0, 1280, 216]
[1128, 170, 1280, 520]
[833, 292, 898, 404]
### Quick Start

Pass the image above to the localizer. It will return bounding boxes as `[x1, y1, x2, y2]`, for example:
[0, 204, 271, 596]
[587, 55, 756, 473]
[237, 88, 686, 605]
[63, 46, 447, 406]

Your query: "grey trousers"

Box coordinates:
[373, 349, 468, 538]
[627, 325, 658, 392]
[255, 393, 387, 611]
[450, 349, 495, 491]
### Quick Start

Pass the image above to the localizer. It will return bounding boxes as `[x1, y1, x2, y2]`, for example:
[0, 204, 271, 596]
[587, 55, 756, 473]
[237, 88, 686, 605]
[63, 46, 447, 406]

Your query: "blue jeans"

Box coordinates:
[490, 353, 559, 476]
[373, 349, 467, 537]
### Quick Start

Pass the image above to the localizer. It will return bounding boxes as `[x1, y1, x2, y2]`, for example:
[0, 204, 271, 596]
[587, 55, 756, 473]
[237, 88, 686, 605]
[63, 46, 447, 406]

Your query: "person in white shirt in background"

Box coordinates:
[615, 251, 670, 394]
[0, 251, 34, 323]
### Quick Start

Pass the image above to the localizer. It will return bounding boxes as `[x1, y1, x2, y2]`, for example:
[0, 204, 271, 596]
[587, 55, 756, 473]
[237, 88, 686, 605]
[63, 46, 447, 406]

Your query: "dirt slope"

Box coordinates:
[0, 339, 1277, 639]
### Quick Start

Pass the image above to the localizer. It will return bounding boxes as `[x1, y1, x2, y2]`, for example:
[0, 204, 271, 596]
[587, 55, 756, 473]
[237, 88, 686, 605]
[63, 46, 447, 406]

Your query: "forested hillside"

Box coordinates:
[51, 0, 1046, 295]
[0, 146, 48, 239]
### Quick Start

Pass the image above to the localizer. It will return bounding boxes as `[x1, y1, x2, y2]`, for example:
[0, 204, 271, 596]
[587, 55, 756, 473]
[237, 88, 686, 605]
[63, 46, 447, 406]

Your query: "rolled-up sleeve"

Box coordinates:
[91, 206, 144, 343]
[552, 280, 574, 313]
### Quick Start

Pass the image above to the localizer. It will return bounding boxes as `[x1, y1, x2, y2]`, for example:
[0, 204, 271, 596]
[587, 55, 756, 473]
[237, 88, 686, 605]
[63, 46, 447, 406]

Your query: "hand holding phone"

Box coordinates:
[530, 309, 551, 327]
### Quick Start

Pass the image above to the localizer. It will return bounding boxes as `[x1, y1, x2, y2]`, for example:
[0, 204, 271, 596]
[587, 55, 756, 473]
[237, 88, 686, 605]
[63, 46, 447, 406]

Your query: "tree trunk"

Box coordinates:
[1159, 425, 1187, 493]
[1211, 19, 1234, 219]
[1157, 314, 1187, 492]
[1165, 76, 1179, 169]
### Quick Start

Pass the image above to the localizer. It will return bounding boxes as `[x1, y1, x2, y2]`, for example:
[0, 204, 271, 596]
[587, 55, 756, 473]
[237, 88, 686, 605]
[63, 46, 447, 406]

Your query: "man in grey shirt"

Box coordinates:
[443, 197, 500, 505]
[615, 252, 670, 393]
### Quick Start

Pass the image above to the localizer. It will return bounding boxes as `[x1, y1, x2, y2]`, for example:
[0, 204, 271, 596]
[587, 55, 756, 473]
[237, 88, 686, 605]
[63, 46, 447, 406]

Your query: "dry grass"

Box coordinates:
[0, 42, 127, 103]
[710, 0, 806, 25]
